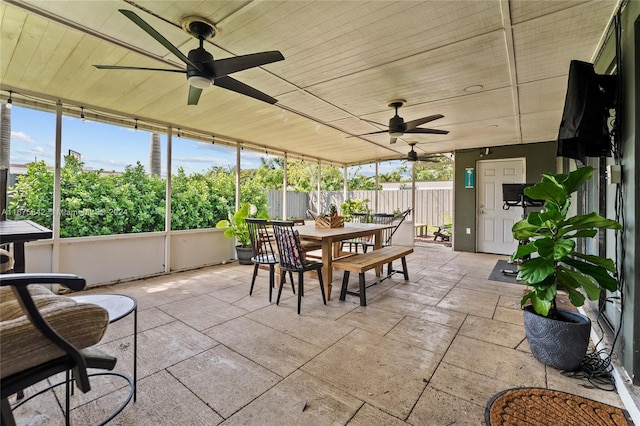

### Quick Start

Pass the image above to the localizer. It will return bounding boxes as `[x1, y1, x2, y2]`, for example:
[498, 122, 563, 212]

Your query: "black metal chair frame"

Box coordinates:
[340, 212, 372, 253]
[246, 218, 294, 303]
[270, 220, 326, 315]
[0, 273, 122, 426]
[362, 208, 412, 253]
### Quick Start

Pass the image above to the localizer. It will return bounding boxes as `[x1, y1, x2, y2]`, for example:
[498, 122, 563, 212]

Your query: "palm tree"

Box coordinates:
[149, 133, 161, 177]
[0, 103, 11, 220]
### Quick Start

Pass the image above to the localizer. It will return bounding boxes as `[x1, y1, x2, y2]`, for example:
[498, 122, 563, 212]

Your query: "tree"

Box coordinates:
[415, 157, 453, 181]
[149, 133, 161, 177]
[1, 103, 11, 220]
[0, 104, 10, 170]
[7, 161, 53, 228]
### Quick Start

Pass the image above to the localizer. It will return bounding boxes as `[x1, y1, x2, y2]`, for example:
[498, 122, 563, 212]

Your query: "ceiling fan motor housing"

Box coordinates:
[389, 115, 406, 136]
[187, 48, 214, 78]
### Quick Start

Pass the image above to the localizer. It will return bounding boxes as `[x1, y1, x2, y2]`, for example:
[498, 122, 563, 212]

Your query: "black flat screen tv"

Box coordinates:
[556, 60, 616, 162]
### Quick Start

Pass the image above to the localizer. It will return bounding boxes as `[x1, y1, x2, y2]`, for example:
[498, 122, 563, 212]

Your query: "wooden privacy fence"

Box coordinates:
[268, 189, 452, 228]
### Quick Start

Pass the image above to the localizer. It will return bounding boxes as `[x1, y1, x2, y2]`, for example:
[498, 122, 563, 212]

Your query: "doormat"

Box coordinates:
[485, 387, 634, 425]
[488, 260, 520, 284]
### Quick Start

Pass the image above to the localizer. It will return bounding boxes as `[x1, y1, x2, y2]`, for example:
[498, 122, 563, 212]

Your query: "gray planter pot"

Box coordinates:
[523, 305, 591, 371]
[235, 246, 254, 265]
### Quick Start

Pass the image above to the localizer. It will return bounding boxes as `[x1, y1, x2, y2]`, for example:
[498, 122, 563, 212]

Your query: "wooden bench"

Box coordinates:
[332, 245, 413, 306]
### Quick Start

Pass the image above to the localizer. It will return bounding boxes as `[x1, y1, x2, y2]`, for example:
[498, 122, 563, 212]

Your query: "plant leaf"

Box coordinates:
[510, 241, 537, 261]
[564, 285, 587, 307]
[520, 290, 534, 308]
[571, 252, 617, 273]
[518, 257, 554, 284]
[564, 229, 598, 239]
[557, 267, 599, 299]
[535, 237, 574, 260]
[530, 291, 553, 316]
[512, 220, 542, 240]
[564, 212, 622, 231]
[216, 220, 230, 229]
[562, 257, 618, 292]
[527, 212, 544, 227]
[561, 166, 594, 193]
[524, 180, 566, 206]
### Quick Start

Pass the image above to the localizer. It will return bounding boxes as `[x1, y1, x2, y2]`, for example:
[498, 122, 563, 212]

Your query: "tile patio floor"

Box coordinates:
[10, 243, 625, 425]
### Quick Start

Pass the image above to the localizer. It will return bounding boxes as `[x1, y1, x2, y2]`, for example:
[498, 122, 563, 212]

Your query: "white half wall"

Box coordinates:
[21, 229, 235, 288]
[57, 233, 166, 287]
[169, 228, 236, 271]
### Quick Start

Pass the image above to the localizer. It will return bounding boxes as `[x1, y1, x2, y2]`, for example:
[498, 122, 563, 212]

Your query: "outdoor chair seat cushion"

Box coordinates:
[299, 239, 322, 252]
[0, 285, 109, 379]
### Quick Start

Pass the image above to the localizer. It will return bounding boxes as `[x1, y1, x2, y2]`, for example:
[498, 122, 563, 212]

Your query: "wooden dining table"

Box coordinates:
[294, 222, 395, 300]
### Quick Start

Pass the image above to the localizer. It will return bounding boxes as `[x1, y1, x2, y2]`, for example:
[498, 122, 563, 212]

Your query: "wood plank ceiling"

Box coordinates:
[0, 0, 619, 166]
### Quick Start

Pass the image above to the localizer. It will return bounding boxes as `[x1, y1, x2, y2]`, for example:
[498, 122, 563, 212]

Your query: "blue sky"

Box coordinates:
[8, 105, 396, 176]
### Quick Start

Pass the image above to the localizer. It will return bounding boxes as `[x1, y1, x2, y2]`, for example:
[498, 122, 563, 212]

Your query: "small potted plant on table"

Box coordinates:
[511, 166, 622, 371]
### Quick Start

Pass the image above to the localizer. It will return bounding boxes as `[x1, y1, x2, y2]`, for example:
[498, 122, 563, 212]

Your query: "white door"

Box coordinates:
[476, 159, 526, 255]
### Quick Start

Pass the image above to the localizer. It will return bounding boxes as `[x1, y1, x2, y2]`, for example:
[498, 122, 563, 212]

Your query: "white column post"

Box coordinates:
[343, 165, 348, 203]
[317, 160, 322, 214]
[236, 143, 241, 212]
[51, 101, 62, 272]
[164, 127, 172, 273]
[283, 152, 288, 219]
[411, 162, 416, 221]
[375, 161, 379, 213]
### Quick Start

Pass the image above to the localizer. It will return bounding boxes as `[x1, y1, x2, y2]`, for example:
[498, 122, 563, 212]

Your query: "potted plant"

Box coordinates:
[340, 198, 370, 222]
[216, 203, 268, 265]
[510, 166, 622, 371]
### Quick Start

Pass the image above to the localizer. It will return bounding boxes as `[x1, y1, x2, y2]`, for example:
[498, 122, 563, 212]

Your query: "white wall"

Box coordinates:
[169, 228, 236, 271]
[24, 228, 235, 288]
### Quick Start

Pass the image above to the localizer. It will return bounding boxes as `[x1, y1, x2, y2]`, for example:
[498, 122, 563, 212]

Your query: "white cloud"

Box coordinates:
[11, 131, 34, 144]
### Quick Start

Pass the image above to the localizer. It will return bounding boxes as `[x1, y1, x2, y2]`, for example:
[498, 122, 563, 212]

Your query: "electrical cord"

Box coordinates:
[563, 349, 616, 391]
[562, 296, 620, 391]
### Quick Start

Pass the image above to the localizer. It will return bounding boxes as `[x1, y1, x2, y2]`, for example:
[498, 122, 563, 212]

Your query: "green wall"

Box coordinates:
[607, 0, 639, 385]
[452, 141, 557, 252]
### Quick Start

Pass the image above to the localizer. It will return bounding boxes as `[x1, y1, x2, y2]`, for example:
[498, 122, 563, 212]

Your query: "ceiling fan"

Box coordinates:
[94, 10, 284, 105]
[403, 142, 443, 162]
[354, 100, 449, 144]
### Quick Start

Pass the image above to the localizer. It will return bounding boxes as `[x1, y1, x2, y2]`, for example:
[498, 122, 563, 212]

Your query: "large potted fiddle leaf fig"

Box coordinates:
[510, 166, 621, 371]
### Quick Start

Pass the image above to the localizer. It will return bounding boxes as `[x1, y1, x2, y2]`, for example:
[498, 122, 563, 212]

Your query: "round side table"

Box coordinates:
[70, 294, 138, 402]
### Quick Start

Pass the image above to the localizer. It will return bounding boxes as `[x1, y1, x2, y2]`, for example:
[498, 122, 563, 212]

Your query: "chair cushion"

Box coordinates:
[0, 286, 109, 379]
[299, 239, 322, 252]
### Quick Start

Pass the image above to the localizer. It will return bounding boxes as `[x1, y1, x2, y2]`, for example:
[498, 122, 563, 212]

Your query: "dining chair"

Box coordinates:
[270, 220, 326, 315]
[292, 219, 323, 257]
[340, 212, 372, 253]
[362, 208, 412, 253]
[245, 218, 294, 302]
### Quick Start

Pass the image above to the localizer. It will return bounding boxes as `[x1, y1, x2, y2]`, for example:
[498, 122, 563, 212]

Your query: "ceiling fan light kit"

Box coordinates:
[93, 10, 284, 105]
[188, 75, 212, 89]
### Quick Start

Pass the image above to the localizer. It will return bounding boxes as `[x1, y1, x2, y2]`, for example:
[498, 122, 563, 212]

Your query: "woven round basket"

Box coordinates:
[485, 387, 633, 426]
